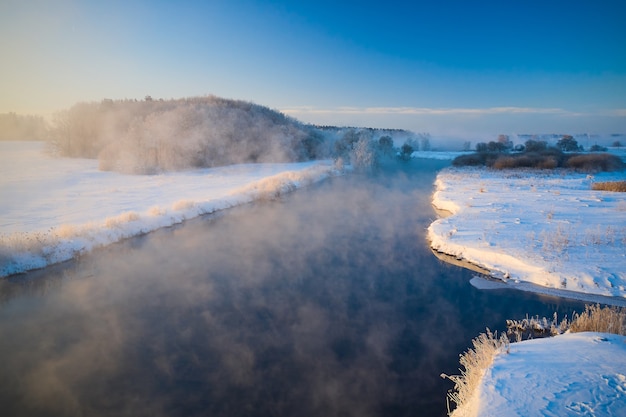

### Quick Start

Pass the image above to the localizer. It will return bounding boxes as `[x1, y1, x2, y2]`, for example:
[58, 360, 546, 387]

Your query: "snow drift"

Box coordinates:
[0, 141, 341, 277]
[428, 167, 626, 300]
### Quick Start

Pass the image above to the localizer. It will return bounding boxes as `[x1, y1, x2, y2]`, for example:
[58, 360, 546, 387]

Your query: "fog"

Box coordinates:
[0, 161, 586, 417]
[45, 96, 420, 175]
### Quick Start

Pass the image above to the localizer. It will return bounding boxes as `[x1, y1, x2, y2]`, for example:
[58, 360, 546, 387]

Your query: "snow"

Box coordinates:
[452, 332, 626, 417]
[428, 166, 626, 302]
[0, 141, 341, 277]
[428, 160, 626, 416]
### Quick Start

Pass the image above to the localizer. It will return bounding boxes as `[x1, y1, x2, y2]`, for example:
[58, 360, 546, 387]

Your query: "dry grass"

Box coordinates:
[103, 211, 140, 228]
[592, 181, 626, 192]
[443, 304, 626, 415]
[453, 150, 625, 172]
[569, 304, 626, 335]
[441, 329, 509, 415]
[506, 312, 570, 342]
[492, 154, 558, 170]
[565, 153, 625, 172]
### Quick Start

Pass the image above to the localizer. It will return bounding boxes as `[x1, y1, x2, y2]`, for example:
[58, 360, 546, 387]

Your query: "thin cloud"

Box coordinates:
[282, 106, 578, 116]
[607, 109, 626, 117]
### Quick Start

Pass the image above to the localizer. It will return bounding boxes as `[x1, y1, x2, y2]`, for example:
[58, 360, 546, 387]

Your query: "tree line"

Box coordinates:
[2, 96, 424, 173]
[3, 96, 420, 174]
[0, 113, 47, 141]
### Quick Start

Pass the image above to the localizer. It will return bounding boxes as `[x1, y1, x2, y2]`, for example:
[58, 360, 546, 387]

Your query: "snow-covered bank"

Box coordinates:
[428, 167, 626, 301]
[0, 141, 341, 277]
[451, 332, 626, 417]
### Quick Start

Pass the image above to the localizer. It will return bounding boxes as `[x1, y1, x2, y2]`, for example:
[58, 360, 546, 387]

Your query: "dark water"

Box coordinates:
[0, 160, 586, 417]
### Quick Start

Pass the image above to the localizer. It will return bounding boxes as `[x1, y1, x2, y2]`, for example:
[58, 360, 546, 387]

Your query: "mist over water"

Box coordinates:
[0, 160, 586, 417]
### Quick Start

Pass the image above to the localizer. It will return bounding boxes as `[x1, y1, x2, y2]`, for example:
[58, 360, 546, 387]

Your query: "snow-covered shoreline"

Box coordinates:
[0, 141, 342, 277]
[431, 166, 626, 416]
[428, 166, 626, 304]
[451, 331, 626, 417]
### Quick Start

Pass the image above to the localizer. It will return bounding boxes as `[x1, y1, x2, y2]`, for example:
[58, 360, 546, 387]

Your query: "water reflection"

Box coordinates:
[0, 160, 586, 417]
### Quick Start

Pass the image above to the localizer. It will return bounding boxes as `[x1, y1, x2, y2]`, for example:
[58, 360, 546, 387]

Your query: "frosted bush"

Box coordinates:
[172, 200, 196, 211]
[441, 329, 509, 415]
[104, 212, 140, 228]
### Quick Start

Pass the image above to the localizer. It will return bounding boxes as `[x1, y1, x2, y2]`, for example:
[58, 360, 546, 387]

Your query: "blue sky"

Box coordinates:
[1, 0, 625, 137]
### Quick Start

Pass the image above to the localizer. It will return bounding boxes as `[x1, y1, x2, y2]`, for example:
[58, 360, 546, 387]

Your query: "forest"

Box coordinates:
[0, 113, 48, 141]
[2, 96, 420, 174]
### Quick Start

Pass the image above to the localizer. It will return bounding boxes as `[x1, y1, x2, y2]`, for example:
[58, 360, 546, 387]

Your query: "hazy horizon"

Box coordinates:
[1, 0, 625, 136]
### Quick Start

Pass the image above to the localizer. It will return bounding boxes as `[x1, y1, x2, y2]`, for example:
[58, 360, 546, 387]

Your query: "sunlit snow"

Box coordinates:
[0, 141, 340, 277]
[428, 166, 626, 301]
[428, 163, 626, 417]
[451, 332, 626, 417]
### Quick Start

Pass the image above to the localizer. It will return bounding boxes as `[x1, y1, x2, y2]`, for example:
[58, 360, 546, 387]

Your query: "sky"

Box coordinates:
[1, 0, 625, 137]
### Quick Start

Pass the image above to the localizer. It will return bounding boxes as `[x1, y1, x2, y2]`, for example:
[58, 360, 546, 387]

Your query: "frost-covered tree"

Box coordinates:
[350, 136, 378, 171]
[49, 96, 326, 174]
[399, 142, 414, 161]
[476, 142, 488, 153]
[556, 135, 581, 152]
[497, 134, 513, 151]
[378, 135, 395, 157]
[0, 113, 48, 141]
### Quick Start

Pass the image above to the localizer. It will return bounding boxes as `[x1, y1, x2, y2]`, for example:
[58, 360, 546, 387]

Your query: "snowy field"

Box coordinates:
[0, 141, 340, 277]
[428, 166, 626, 303]
[429, 164, 626, 417]
[451, 332, 626, 417]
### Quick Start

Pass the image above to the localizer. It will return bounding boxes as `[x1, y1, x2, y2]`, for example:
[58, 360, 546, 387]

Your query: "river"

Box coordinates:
[0, 160, 586, 417]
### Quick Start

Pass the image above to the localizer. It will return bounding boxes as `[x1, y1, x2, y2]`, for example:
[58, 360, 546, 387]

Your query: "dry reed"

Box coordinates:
[592, 181, 626, 192]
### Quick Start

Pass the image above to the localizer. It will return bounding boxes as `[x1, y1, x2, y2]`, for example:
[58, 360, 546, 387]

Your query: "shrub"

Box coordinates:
[592, 181, 626, 192]
[565, 153, 625, 172]
[537, 156, 559, 169]
[589, 144, 608, 152]
[452, 152, 500, 167]
[450, 144, 625, 172]
[506, 313, 570, 342]
[453, 153, 485, 166]
[491, 156, 517, 169]
[463, 149, 562, 170]
[538, 147, 567, 165]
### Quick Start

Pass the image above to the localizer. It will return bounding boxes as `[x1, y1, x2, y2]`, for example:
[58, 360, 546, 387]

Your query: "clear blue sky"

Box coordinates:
[1, 0, 625, 137]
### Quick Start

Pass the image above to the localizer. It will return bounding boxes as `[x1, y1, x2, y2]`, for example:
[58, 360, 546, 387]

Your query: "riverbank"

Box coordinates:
[429, 166, 626, 416]
[428, 166, 626, 304]
[450, 331, 626, 417]
[0, 141, 342, 277]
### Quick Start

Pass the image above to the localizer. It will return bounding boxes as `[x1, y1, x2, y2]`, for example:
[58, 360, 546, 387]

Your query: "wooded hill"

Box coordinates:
[42, 96, 418, 174]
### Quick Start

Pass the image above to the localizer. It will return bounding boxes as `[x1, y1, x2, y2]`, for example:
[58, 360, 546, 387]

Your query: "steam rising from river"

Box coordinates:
[0, 161, 585, 417]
